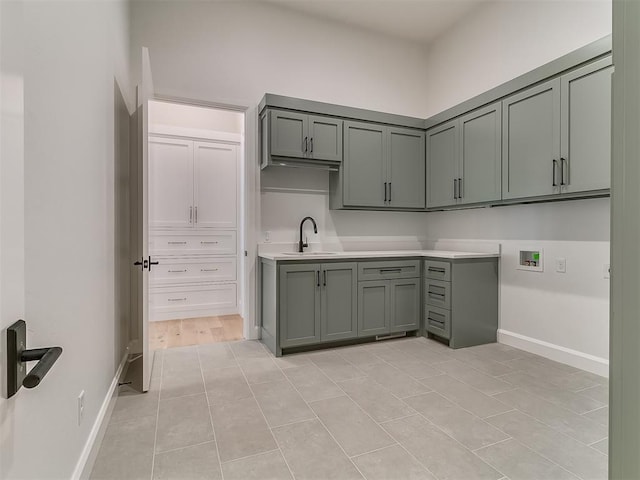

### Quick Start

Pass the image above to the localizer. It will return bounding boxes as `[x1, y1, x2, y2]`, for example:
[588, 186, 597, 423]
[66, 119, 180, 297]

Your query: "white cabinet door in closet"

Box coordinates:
[193, 141, 238, 229]
[149, 137, 194, 229]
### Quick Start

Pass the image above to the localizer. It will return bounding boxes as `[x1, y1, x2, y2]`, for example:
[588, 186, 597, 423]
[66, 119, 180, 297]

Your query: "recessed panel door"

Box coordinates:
[193, 141, 237, 228]
[427, 120, 458, 208]
[389, 278, 420, 333]
[270, 110, 308, 158]
[309, 115, 343, 162]
[343, 121, 387, 207]
[502, 78, 561, 199]
[388, 127, 425, 209]
[320, 262, 357, 341]
[279, 264, 321, 347]
[560, 57, 613, 193]
[358, 280, 389, 337]
[149, 137, 193, 229]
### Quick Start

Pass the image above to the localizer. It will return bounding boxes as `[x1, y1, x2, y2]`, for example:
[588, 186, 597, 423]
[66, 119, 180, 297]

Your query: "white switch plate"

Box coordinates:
[264, 231, 271, 243]
[555, 258, 566, 273]
[78, 390, 85, 425]
[604, 264, 611, 279]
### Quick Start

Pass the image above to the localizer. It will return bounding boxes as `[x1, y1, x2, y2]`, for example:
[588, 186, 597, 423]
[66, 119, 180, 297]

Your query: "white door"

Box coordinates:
[132, 47, 155, 392]
[149, 137, 194, 229]
[193, 141, 238, 229]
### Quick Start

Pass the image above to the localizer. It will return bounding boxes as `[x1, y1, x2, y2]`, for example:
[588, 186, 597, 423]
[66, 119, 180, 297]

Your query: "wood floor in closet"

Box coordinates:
[150, 315, 243, 349]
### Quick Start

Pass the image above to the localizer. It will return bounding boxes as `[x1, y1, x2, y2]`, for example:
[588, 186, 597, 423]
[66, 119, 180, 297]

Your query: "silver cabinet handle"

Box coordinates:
[189, 206, 193, 224]
[428, 267, 446, 273]
[195, 206, 198, 223]
[380, 268, 402, 273]
[168, 269, 187, 273]
[201, 241, 218, 245]
[168, 241, 187, 245]
[201, 268, 219, 272]
[428, 291, 446, 297]
[168, 297, 187, 302]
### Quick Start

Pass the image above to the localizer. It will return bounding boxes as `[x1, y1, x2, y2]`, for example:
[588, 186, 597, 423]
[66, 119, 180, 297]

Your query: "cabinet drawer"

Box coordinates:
[150, 283, 237, 312]
[150, 257, 236, 285]
[425, 279, 451, 309]
[425, 305, 451, 340]
[358, 260, 421, 281]
[424, 260, 451, 281]
[150, 231, 237, 255]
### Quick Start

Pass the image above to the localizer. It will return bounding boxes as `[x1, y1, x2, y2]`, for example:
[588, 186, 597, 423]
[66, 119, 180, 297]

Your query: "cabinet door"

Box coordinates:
[149, 137, 194, 229]
[320, 263, 357, 342]
[389, 278, 420, 333]
[279, 264, 321, 348]
[388, 127, 426, 209]
[193, 141, 237, 228]
[560, 57, 613, 194]
[459, 103, 502, 205]
[426, 120, 458, 208]
[502, 78, 561, 199]
[358, 280, 389, 337]
[343, 121, 387, 207]
[270, 110, 308, 159]
[309, 115, 343, 162]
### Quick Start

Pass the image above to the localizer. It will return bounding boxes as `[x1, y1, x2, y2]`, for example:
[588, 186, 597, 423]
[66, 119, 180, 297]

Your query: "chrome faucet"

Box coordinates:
[298, 216, 318, 253]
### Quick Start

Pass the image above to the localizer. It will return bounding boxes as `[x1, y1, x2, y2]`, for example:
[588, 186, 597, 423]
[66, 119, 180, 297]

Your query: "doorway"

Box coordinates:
[145, 100, 246, 350]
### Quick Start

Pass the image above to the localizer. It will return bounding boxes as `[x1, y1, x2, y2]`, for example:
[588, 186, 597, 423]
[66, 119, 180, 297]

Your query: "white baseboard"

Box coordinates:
[71, 352, 129, 480]
[498, 329, 609, 378]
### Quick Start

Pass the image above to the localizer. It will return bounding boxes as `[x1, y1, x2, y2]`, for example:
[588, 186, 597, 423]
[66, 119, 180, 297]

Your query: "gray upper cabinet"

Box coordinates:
[264, 110, 343, 167]
[309, 115, 343, 162]
[388, 127, 426, 209]
[427, 120, 458, 208]
[343, 121, 387, 207]
[560, 57, 613, 194]
[502, 78, 561, 200]
[427, 102, 501, 208]
[279, 264, 321, 348]
[459, 103, 502, 204]
[341, 120, 425, 209]
[320, 263, 358, 342]
[270, 110, 308, 159]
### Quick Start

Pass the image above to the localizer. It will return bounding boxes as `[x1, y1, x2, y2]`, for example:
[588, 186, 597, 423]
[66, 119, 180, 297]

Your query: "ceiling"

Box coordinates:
[264, 0, 492, 46]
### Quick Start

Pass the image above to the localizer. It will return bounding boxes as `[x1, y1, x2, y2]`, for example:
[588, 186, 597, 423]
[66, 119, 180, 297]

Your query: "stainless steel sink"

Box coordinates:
[281, 252, 338, 256]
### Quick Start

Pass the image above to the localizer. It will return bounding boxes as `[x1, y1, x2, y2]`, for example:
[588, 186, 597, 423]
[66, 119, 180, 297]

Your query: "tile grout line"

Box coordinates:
[149, 350, 165, 480]
[197, 344, 225, 480]
[471, 436, 513, 453]
[219, 448, 281, 466]
[229, 343, 298, 480]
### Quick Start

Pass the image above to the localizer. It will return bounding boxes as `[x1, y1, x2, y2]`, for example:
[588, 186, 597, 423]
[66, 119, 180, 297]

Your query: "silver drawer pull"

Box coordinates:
[428, 267, 446, 273]
[168, 269, 187, 273]
[379, 268, 402, 273]
[168, 297, 187, 302]
[201, 241, 219, 245]
[201, 268, 219, 272]
[168, 241, 187, 245]
[428, 292, 445, 297]
[428, 317, 445, 326]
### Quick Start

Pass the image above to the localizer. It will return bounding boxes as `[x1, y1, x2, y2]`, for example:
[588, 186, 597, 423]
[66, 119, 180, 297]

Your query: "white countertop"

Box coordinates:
[259, 250, 500, 261]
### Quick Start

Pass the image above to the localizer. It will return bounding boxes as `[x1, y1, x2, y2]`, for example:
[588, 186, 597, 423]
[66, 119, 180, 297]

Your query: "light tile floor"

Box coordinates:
[91, 337, 608, 480]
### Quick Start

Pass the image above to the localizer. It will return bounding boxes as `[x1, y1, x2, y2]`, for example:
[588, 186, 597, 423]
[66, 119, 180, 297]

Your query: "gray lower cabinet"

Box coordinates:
[358, 260, 421, 338]
[424, 258, 498, 348]
[427, 102, 501, 209]
[333, 121, 425, 210]
[278, 262, 357, 350]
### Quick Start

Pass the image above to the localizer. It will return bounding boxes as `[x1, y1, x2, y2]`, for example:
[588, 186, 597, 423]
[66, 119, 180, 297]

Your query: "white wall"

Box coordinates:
[130, 0, 435, 314]
[423, 0, 612, 374]
[0, 0, 132, 478]
[149, 100, 244, 135]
